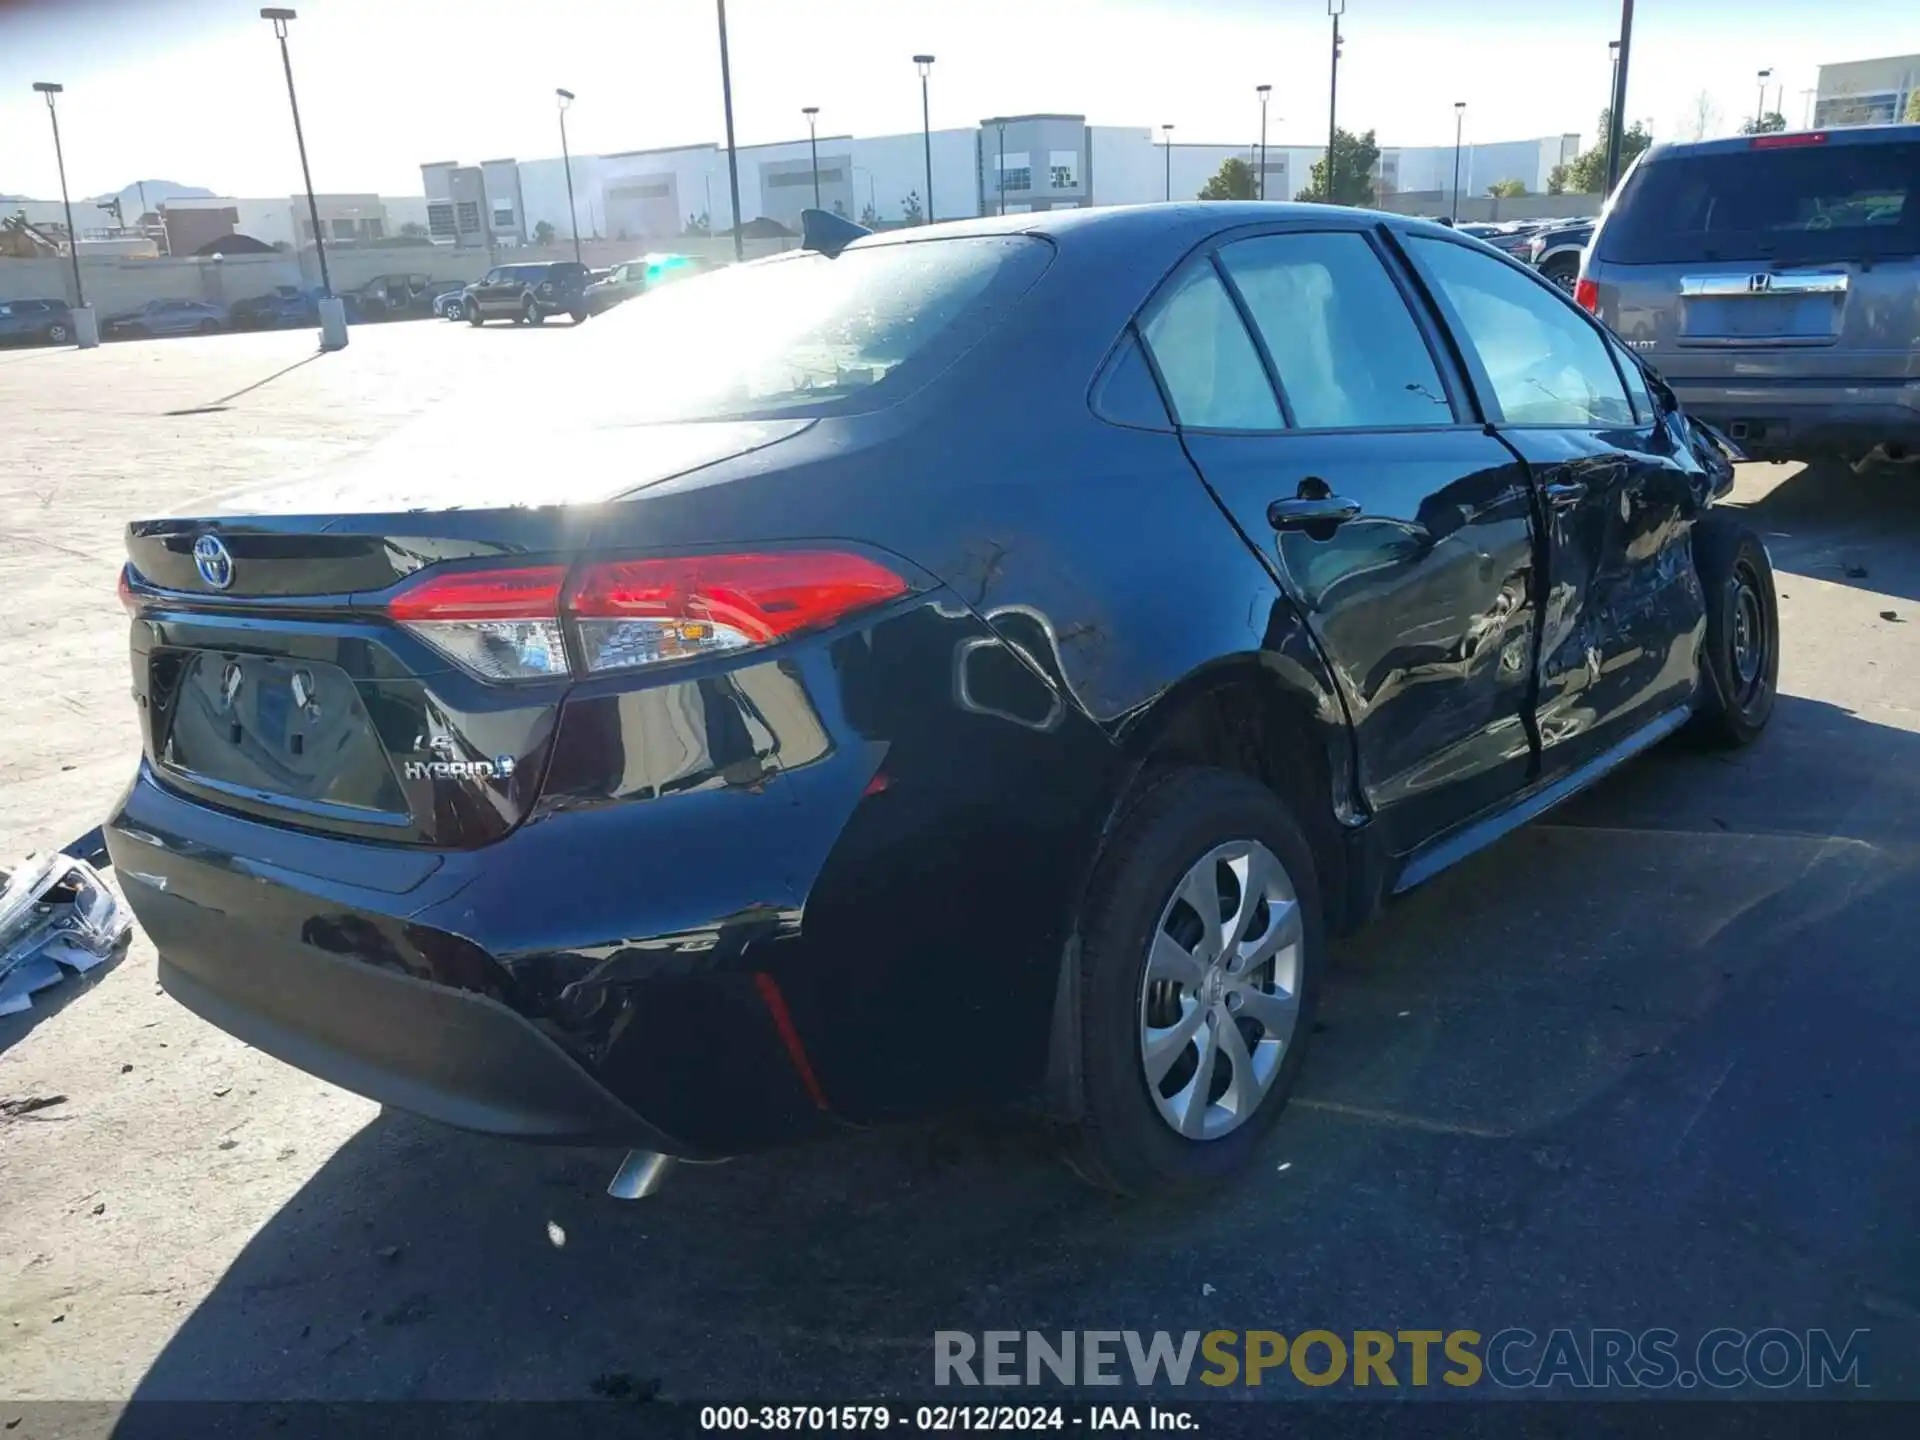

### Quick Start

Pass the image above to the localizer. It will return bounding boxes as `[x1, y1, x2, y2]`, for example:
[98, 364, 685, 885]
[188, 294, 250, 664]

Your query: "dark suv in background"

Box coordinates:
[462, 261, 593, 326]
[1579, 125, 1920, 466]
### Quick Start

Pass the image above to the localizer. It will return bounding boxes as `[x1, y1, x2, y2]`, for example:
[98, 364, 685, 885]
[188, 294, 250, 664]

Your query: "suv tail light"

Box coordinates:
[386, 551, 910, 682]
[1574, 276, 1599, 314]
[1751, 131, 1827, 150]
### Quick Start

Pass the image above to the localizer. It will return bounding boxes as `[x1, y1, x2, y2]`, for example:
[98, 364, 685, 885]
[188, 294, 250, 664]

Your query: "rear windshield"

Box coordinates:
[545, 234, 1051, 422]
[1599, 139, 1920, 264]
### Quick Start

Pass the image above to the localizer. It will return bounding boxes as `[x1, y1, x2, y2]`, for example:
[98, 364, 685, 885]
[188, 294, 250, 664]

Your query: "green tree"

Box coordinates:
[1738, 111, 1787, 135]
[1908, 91, 1920, 122]
[532, 219, 556, 246]
[1486, 178, 1527, 199]
[1546, 164, 1569, 196]
[1295, 128, 1380, 205]
[1563, 110, 1653, 194]
[1198, 156, 1256, 200]
[902, 190, 924, 225]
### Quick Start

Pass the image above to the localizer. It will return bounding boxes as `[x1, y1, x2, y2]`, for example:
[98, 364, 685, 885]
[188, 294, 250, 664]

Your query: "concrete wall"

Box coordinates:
[0, 236, 793, 314]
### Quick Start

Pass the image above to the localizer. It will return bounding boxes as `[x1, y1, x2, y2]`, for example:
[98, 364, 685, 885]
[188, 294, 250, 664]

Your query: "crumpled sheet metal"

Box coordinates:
[0, 853, 131, 1017]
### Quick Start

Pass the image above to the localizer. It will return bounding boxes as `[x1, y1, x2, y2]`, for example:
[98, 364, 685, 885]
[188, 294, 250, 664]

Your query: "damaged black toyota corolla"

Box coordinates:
[107, 204, 1774, 1197]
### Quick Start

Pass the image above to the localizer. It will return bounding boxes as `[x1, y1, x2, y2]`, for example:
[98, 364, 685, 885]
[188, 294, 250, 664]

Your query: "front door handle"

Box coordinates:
[1544, 481, 1588, 509]
[1268, 495, 1363, 532]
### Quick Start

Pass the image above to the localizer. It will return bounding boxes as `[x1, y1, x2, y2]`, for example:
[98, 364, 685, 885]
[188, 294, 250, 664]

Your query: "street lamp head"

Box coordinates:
[1328, 0, 1345, 14]
[802, 105, 819, 116]
[913, 54, 935, 77]
[556, 87, 575, 102]
[32, 81, 63, 95]
[1256, 83, 1271, 96]
[1162, 124, 1175, 136]
[1455, 101, 1466, 111]
[260, 8, 296, 20]
[1609, 39, 1620, 55]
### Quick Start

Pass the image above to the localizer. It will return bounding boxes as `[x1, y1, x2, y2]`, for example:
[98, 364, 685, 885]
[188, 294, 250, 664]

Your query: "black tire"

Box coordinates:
[467, 299, 485, 326]
[521, 296, 542, 326]
[570, 309, 588, 325]
[1068, 767, 1324, 1197]
[1688, 511, 1779, 747]
[45, 323, 70, 344]
[1541, 256, 1579, 293]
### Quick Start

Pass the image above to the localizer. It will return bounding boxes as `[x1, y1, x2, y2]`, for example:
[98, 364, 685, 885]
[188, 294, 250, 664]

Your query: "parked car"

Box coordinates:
[110, 205, 1769, 1199]
[102, 298, 226, 339]
[584, 253, 713, 314]
[228, 286, 319, 330]
[1525, 222, 1594, 292]
[1579, 123, 1920, 465]
[349, 273, 460, 322]
[0, 297, 75, 346]
[461, 261, 593, 326]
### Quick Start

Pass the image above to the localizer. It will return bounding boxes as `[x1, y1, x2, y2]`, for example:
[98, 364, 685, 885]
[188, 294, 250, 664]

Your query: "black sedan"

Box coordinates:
[108, 204, 1773, 1198]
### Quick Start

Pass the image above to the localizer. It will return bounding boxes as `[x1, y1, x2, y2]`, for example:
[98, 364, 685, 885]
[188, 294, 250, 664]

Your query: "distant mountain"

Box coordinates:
[88, 180, 217, 211]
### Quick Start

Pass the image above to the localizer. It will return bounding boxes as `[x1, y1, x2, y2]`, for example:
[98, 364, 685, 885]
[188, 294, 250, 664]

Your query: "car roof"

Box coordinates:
[1641, 121, 1920, 164]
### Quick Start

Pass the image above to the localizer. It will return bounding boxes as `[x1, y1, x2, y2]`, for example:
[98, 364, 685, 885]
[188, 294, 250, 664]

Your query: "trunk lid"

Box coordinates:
[124, 417, 809, 848]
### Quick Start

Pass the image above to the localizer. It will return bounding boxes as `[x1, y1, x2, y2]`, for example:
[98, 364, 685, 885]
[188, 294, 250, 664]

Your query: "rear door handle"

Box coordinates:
[1544, 481, 1588, 509]
[1268, 496, 1363, 532]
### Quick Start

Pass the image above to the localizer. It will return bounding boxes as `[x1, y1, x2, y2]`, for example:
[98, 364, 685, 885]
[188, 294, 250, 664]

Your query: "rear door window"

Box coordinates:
[1216, 231, 1456, 429]
[1600, 139, 1920, 264]
[1138, 262, 1282, 430]
[1407, 237, 1634, 428]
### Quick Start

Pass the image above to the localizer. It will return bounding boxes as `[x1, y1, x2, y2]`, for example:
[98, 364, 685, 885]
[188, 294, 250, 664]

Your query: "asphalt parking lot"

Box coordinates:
[1, 323, 1917, 1406]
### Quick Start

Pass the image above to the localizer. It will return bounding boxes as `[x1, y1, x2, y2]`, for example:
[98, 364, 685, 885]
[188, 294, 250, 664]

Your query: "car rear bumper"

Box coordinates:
[1670, 377, 1920, 459]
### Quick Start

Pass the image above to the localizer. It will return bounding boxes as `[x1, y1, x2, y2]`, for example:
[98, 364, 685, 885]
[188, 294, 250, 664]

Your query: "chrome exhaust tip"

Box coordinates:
[607, 1149, 676, 1200]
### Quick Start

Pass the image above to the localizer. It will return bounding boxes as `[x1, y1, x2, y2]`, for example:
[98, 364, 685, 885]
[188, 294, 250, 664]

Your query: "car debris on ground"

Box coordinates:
[0, 853, 130, 1016]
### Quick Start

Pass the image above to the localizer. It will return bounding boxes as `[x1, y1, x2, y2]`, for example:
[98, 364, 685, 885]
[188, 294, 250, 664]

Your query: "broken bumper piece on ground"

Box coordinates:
[0, 853, 131, 1016]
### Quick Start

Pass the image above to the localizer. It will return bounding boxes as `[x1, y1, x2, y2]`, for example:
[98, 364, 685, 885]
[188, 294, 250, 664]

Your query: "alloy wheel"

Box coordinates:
[1138, 839, 1303, 1141]
[47, 324, 70, 343]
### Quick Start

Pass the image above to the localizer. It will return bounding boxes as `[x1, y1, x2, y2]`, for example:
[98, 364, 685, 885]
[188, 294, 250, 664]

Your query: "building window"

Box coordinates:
[492, 204, 515, 229]
[427, 202, 456, 237]
[1050, 150, 1079, 188]
[365, 218, 384, 240]
[331, 218, 356, 240]
[455, 201, 481, 233]
[995, 152, 1032, 193]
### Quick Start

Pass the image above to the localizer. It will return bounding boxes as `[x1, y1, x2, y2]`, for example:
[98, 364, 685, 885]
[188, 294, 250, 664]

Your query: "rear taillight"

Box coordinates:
[386, 564, 570, 681]
[1751, 131, 1826, 150]
[384, 551, 909, 682]
[118, 565, 137, 613]
[1574, 277, 1599, 314]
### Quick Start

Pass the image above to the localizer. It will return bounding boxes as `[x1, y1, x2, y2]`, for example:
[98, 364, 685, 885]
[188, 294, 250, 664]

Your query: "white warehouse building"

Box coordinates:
[422, 116, 1581, 249]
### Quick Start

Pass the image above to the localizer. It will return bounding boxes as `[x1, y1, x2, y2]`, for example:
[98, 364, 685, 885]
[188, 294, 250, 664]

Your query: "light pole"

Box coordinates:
[1162, 124, 1175, 201]
[1604, 0, 1635, 197]
[261, 9, 344, 349]
[802, 106, 821, 210]
[1256, 84, 1271, 200]
[997, 121, 1007, 215]
[715, 0, 745, 261]
[1755, 68, 1773, 126]
[1451, 102, 1466, 220]
[1326, 0, 1345, 203]
[914, 55, 936, 223]
[1608, 39, 1620, 128]
[31, 82, 93, 346]
[556, 89, 583, 263]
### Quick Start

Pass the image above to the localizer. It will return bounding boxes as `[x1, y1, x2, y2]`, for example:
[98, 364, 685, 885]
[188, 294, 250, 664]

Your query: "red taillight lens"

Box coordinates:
[1752, 131, 1826, 150]
[566, 551, 909, 673]
[383, 552, 909, 681]
[1574, 277, 1599, 314]
[117, 565, 137, 613]
[386, 565, 569, 681]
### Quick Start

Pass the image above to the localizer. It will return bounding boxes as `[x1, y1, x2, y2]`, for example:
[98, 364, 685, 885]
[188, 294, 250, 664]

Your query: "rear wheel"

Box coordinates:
[45, 322, 70, 344]
[521, 296, 542, 326]
[1541, 255, 1580, 293]
[1688, 511, 1779, 747]
[570, 308, 588, 325]
[467, 299, 484, 327]
[1068, 768, 1323, 1196]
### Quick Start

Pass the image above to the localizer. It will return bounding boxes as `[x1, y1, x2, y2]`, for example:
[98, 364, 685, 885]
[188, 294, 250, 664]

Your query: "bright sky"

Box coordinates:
[2, 0, 1915, 200]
